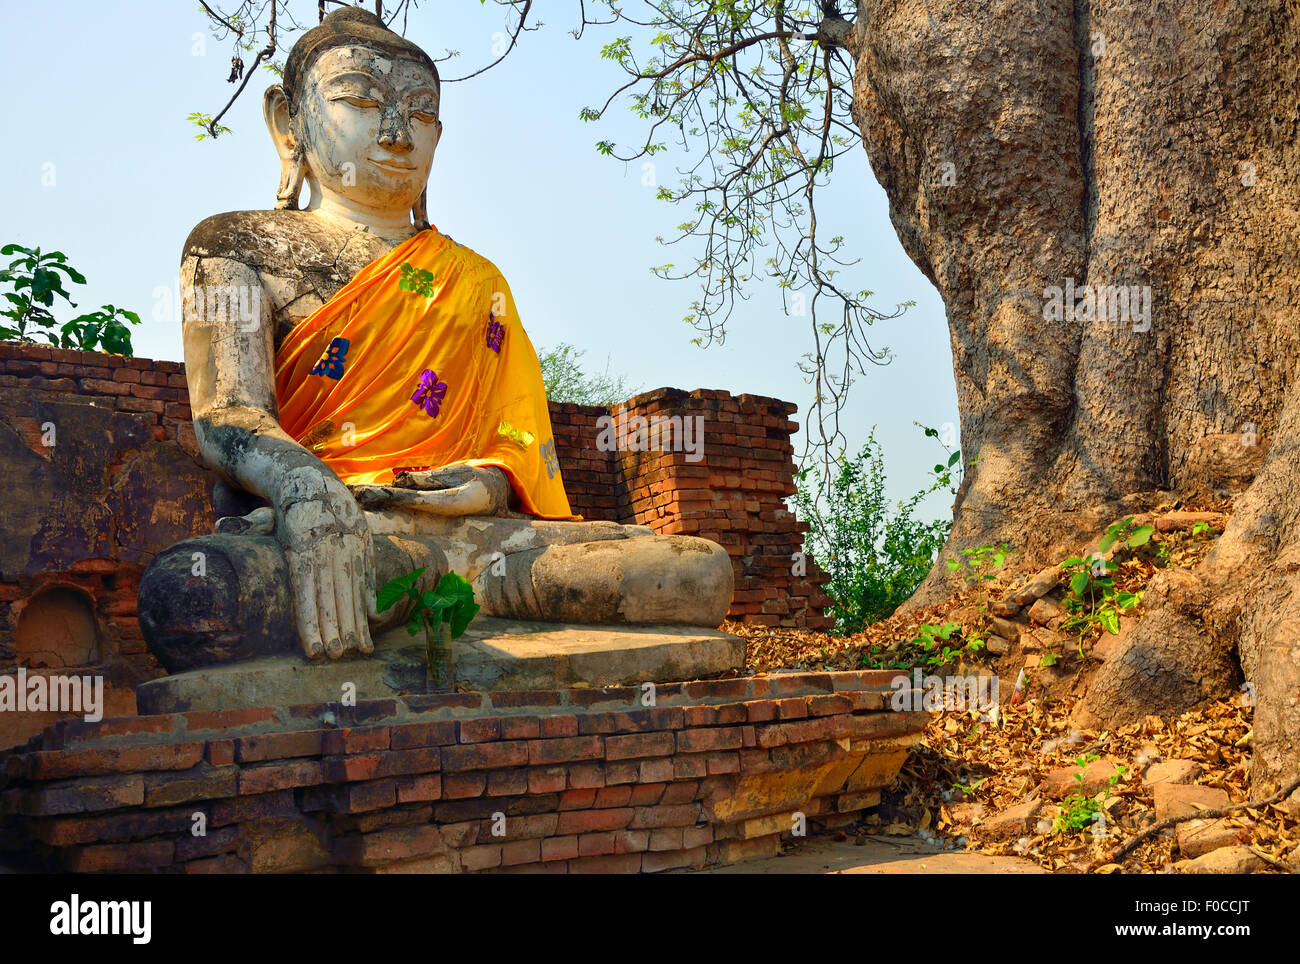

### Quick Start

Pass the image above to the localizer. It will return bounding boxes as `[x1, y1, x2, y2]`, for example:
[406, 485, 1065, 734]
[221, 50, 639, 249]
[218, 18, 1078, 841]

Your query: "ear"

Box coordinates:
[264, 85, 304, 210]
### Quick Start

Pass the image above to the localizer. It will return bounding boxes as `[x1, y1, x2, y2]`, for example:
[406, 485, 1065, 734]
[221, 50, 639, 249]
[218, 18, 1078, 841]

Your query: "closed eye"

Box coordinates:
[333, 96, 381, 110]
[411, 110, 437, 124]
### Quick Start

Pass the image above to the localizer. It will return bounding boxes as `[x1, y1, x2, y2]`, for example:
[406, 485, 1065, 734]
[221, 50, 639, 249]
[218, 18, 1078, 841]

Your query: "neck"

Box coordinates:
[307, 186, 419, 241]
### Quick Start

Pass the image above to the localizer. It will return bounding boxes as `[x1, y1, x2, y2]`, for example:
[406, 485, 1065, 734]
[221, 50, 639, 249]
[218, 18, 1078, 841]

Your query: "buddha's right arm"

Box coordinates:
[180, 254, 332, 496]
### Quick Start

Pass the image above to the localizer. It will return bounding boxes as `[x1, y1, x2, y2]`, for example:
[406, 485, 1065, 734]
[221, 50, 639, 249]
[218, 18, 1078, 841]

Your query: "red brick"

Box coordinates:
[756, 716, 848, 748]
[66, 840, 175, 873]
[388, 721, 456, 749]
[774, 698, 809, 720]
[239, 760, 324, 794]
[673, 755, 709, 779]
[604, 761, 639, 786]
[459, 718, 502, 743]
[707, 752, 741, 775]
[183, 706, 277, 733]
[486, 769, 529, 796]
[206, 739, 235, 766]
[559, 787, 598, 810]
[396, 775, 441, 803]
[683, 705, 717, 726]
[211, 790, 297, 825]
[443, 772, 487, 799]
[323, 725, 392, 754]
[529, 736, 604, 765]
[630, 783, 666, 806]
[594, 786, 633, 808]
[566, 854, 641, 874]
[629, 804, 699, 829]
[528, 767, 566, 794]
[676, 727, 743, 754]
[557, 808, 634, 835]
[500, 716, 541, 740]
[541, 835, 579, 862]
[661, 781, 700, 805]
[643, 845, 708, 873]
[807, 694, 854, 717]
[344, 825, 445, 865]
[539, 715, 579, 738]
[649, 827, 685, 851]
[501, 838, 541, 866]
[639, 758, 675, 783]
[578, 832, 618, 856]
[28, 742, 204, 779]
[235, 729, 326, 762]
[461, 844, 503, 871]
[746, 700, 778, 723]
[605, 731, 675, 760]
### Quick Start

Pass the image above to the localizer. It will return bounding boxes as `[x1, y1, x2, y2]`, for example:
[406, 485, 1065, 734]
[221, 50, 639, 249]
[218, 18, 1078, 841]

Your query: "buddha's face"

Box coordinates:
[292, 45, 441, 215]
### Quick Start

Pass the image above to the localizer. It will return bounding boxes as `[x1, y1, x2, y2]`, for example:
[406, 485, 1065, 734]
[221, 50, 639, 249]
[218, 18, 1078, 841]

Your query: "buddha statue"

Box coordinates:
[139, 8, 733, 673]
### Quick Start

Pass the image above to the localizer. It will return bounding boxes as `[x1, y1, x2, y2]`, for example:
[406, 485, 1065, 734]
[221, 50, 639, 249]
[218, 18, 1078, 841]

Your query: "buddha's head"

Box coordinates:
[265, 8, 441, 231]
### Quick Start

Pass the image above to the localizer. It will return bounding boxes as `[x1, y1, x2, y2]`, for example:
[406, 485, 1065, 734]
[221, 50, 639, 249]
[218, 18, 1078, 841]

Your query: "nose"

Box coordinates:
[377, 107, 413, 152]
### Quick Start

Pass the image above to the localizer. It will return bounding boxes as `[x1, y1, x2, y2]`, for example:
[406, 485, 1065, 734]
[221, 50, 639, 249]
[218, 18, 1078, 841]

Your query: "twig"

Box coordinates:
[1089, 775, 1300, 871]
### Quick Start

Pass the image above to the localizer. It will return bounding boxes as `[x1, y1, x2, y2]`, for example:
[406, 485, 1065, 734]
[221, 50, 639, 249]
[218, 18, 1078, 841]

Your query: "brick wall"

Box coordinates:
[0, 671, 924, 873]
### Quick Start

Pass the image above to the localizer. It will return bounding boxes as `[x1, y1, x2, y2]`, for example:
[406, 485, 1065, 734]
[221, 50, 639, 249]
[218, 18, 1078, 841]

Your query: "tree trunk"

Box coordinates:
[850, 0, 1300, 792]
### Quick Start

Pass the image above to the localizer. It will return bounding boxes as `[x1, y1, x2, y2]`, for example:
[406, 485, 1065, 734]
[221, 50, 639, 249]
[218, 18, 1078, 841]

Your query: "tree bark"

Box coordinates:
[850, 0, 1300, 792]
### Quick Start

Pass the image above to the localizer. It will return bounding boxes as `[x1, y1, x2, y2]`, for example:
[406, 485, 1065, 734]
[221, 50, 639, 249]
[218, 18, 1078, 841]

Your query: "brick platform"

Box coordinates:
[0, 671, 923, 873]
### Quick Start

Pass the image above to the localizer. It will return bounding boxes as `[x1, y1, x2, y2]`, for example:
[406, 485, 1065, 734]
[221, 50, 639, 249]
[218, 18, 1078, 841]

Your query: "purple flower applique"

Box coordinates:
[411, 368, 448, 418]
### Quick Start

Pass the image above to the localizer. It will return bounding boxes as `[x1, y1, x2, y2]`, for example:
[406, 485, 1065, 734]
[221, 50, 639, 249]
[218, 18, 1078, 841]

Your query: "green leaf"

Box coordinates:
[947, 451, 961, 467]
[1126, 525, 1154, 548]
[447, 600, 480, 638]
[1115, 591, 1139, 610]
[1069, 571, 1090, 597]
[1098, 608, 1120, 635]
[377, 566, 426, 612]
[1097, 532, 1117, 553]
[405, 611, 422, 636]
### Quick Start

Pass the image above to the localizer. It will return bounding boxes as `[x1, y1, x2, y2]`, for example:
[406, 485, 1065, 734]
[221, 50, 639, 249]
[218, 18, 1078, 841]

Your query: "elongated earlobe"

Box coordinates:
[412, 187, 430, 231]
[276, 153, 306, 210]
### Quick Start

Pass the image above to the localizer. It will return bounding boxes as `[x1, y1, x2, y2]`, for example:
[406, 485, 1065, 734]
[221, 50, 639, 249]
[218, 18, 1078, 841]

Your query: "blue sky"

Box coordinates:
[0, 2, 958, 509]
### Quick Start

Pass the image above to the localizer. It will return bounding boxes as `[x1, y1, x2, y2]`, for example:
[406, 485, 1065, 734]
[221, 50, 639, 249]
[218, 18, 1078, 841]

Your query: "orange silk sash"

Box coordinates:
[273, 228, 576, 520]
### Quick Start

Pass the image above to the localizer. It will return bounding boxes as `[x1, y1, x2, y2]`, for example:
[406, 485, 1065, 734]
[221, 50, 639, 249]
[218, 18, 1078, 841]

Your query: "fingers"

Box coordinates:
[332, 545, 359, 656]
[315, 551, 343, 659]
[216, 505, 275, 535]
[290, 553, 325, 659]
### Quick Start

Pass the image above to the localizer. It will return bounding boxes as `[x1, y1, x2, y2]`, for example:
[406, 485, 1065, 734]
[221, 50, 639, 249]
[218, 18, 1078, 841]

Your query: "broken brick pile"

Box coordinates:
[0, 671, 924, 873]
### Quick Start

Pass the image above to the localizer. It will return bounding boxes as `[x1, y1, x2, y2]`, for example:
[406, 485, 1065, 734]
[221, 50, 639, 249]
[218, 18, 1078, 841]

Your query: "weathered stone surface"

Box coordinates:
[1143, 759, 1203, 787]
[984, 634, 1011, 656]
[1007, 570, 1061, 608]
[1039, 759, 1118, 800]
[1172, 845, 1264, 875]
[1177, 818, 1251, 860]
[137, 616, 745, 713]
[1027, 597, 1065, 626]
[1154, 783, 1228, 822]
[979, 797, 1042, 841]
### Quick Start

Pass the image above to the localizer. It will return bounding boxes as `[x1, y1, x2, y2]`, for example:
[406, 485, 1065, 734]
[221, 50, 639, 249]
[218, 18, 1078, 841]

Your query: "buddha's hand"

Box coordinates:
[352, 465, 511, 517]
[272, 467, 378, 660]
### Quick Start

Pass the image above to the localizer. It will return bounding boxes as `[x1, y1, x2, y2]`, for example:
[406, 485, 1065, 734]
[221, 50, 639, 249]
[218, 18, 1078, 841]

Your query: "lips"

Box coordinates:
[370, 157, 416, 172]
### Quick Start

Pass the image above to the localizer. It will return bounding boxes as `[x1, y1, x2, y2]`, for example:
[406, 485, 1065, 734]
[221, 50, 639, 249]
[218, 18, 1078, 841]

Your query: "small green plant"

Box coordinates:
[951, 776, 987, 798]
[0, 243, 141, 354]
[796, 426, 957, 634]
[1190, 520, 1217, 538]
[376, 568, 480, 691]
[1053, 754, 1126, 836]
[1059, 517, 1150, 657]
[946, 542, 1010, 649]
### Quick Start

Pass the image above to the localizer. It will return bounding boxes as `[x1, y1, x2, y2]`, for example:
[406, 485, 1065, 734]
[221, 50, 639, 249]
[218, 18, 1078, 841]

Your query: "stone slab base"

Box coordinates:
[0, 670, 925, 874]
[137, 617, 745, 714]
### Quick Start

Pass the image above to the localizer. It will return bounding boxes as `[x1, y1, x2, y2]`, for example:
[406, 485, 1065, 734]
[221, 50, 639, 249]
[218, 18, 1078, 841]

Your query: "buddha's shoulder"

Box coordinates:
[429, 231, 509, 284]
[182, 210, 392, 271]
